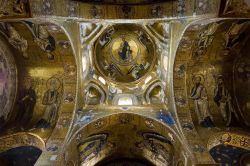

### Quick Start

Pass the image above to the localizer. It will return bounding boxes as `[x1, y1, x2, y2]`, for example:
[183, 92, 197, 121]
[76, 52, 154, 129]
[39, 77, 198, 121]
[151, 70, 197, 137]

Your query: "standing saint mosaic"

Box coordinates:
[190, 75, 214, 127]
[16, 78, 36, 129]
[36, 77, 61, 128]
[214, 75, 239, 126]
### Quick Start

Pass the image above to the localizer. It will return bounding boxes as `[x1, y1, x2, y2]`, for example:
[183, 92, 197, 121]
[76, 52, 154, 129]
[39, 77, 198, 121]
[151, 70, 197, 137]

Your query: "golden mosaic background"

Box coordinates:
[0, 0, 249, 166]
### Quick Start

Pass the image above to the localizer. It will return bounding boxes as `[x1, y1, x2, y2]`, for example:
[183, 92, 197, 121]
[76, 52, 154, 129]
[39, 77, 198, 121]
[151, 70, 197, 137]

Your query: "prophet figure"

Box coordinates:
[36, 79, 60, 128]
[151, 5, 162, 17]
[13, 0, 26, 14]
[128, 61, 150, 80]
[16, 78, 36, 128]
[214, 76, 239, 126]
[190, 75, 214, 127]
[122, 5, 132, 18]
[103, 60, 122, 79]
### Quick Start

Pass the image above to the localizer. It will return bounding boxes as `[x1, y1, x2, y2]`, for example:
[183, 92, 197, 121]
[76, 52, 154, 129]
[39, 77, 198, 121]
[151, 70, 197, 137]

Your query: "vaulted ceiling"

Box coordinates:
[0, 0, 249, 166]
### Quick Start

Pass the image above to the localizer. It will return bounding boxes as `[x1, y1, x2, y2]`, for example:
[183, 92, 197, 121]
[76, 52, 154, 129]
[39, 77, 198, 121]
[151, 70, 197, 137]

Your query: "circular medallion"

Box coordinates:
[110, 35, 140, 66]
[94, 24, 156, 83]
[0, 41, 17, 123]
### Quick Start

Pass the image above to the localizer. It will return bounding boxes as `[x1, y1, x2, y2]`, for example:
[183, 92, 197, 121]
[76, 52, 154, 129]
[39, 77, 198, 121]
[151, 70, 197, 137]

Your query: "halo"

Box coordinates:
[192, 74, 205, 84]
[23, 76, 35, 86]
[23, 76, 32, 82]
[46, 77, 61, 91]
[216, 74, 224, 80]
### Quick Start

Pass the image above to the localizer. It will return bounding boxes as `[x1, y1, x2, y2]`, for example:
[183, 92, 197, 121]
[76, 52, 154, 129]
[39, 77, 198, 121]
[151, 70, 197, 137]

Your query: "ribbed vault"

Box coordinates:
[63, 113, 191, 166]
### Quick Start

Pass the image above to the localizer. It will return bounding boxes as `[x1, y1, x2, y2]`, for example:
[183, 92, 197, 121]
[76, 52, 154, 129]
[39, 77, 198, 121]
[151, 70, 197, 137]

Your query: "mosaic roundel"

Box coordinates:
[0, 43, 17, 122]
[94, 24, 156, 83]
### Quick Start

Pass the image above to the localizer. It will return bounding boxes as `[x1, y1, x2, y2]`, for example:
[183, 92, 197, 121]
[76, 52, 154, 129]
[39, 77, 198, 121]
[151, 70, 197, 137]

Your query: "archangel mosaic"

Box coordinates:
[0, 0, 250, 166]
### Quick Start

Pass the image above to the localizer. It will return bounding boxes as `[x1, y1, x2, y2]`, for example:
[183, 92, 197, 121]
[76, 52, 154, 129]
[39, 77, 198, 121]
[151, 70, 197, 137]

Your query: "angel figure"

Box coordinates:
[223, 21, 247, 50]
[24, 22, 56, 60]
[6, 23, 28, 58]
